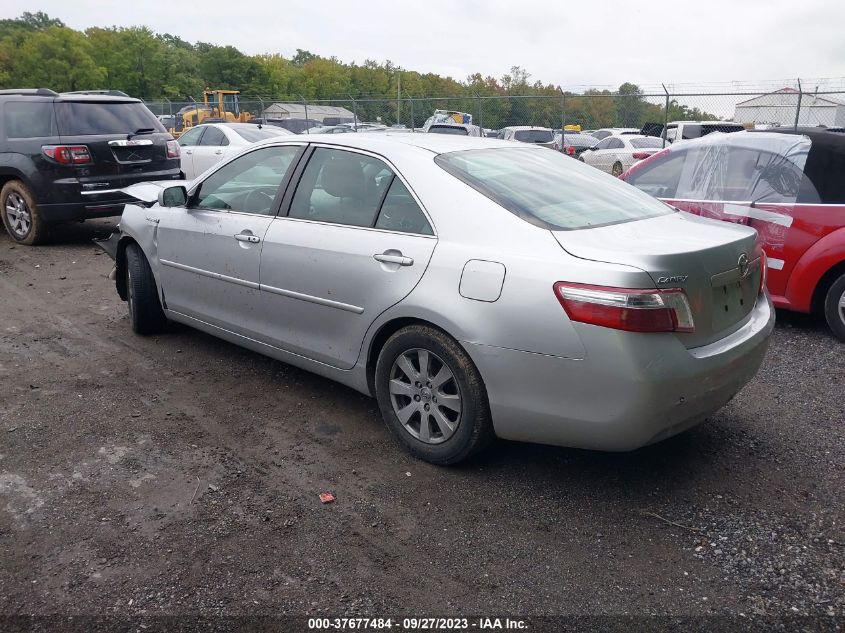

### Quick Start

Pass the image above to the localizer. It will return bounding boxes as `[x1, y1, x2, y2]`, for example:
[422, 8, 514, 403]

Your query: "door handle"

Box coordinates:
[374, 253, 413, 266]
[235, 233, 261, 243]
[185, 149, 193, 154]
[215, 149, 224, 155]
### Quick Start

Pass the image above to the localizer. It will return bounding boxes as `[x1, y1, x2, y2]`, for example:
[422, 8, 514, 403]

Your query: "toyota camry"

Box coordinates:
[100, 133, 774, 464]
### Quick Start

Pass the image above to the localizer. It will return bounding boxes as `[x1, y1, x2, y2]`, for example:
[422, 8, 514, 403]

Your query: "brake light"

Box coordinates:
[632, 152, 652, 160]
[166, 139, 180, 159]
[566, 145, 575, 156]
[42, 145, 92, 165]
[554, 282, 695, 333]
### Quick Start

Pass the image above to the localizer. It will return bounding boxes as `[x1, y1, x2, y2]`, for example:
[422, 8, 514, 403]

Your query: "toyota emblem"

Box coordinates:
[738, 253, 750, 279]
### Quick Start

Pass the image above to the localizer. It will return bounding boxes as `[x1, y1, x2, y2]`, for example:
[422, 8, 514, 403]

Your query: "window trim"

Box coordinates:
[278, 143, 437, 237]
[187, 142, 308, 217]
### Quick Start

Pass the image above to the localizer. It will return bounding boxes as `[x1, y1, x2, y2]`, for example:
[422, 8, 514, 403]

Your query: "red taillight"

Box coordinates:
[566, 145, 575, 156]
[554, 282, 695, 333]
[632, 152, 652, 160]
[42, 145, 92, 165]
[166, 139, 180, 159]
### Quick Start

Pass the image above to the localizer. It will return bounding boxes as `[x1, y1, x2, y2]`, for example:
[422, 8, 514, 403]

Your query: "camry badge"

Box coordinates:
[657, 275, 688, 284]
[738, 253, 750, 279]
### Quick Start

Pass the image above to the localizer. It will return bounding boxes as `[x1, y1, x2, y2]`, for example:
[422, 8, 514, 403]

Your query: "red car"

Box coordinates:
[621, 128, 845, 341]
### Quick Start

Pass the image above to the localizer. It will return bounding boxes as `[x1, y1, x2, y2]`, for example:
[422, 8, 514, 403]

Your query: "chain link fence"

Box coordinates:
[144, 79, 845, 136]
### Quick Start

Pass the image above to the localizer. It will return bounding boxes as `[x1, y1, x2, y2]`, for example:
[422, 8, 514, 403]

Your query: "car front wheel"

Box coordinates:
[823, 273, 845, 342]
[125, 243, 167, 335]
[375, 325, 494, 464]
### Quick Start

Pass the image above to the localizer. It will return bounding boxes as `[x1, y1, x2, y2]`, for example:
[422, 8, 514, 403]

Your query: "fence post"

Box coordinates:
[475, 93, 483, 132]
[407, 92, 415, 131]
[348, 95, 358, 131]
[558, 88, 565, 132]
[257, 97, 264, 120]
[300, 95, 310, 134]
[662, 83, 670, 148]
[794, 78, 802, 130]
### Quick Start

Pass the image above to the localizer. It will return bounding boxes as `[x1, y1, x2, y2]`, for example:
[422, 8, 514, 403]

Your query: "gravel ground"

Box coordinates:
[0, 220, 842, 631]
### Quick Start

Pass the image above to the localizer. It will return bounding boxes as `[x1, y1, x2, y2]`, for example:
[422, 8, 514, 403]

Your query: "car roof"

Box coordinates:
[668, 120, 740, 125]
[255, 131, 521, 155]
[503, 126, 553, 131]
[750, 126, 845, 151]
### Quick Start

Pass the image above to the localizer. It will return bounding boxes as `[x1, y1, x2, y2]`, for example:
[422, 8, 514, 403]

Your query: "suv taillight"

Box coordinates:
[42, 145, 92, 165]
[554, 282, 695, 333]
[166, 140, 180, 159]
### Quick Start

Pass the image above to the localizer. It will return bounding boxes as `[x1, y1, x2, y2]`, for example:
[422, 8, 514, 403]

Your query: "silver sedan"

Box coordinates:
[103, 134, 774, 464]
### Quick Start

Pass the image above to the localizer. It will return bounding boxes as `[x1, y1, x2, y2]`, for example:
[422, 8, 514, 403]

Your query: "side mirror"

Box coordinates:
[158, 185, 187, 207]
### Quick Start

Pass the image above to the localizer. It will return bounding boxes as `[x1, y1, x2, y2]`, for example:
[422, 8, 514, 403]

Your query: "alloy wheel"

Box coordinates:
[838, 289, 845, 327]
[5, 192, 31, 239]
[388, 348, 462, 444]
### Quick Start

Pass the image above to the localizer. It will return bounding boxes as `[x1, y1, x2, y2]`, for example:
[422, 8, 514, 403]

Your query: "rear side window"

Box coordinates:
[55, 102, 165, 136]
[375, 178, 433, 235]
[436, 147, 673, 230]
[289, 148, 393, 227]
[199, 127, 228, 146]
[4, 101, 55, 138]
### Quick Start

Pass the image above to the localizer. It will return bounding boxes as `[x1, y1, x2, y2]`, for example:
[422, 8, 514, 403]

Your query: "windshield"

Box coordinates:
[436, 147, 674, 230]
[514, 129, 554, 143]
[630, 137, 665, 149]
[231, 125, 290, 142]
[56, 102, 165, 135]
[682, 123, 745, 139]
[429, 125, 469, 136]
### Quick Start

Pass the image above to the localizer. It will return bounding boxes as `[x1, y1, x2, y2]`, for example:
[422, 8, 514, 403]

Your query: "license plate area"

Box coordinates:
[711, 279, 754, 332]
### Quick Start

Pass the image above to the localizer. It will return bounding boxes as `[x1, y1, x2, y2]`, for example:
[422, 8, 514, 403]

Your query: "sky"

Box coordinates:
[5, 0, 845, 90]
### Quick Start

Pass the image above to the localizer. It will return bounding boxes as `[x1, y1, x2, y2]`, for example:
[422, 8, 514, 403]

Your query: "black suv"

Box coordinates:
[0, 88, 181, 244]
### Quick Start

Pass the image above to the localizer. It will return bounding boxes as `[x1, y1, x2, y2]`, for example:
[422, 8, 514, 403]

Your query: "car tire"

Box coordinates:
[578, 156, 585, 162]
[125, 243, 167, 335]
[375, 325, 494, 465]
[611, 161, 623, 177]
[823, 273, 845, 342]
[1, 180, 47, 245]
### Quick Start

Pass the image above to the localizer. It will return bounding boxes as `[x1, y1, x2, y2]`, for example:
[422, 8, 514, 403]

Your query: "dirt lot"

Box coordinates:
[0, 220, 842, 629]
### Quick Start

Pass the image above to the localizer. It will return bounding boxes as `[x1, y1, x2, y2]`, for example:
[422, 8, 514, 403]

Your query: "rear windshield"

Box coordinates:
[514, 130, 554, 143]
[55, 102, 165, 136]
[630, 137, 665, 149]
[428, 125, 469, 136]
[230, 125, 289, 142]
[682, 123, 744, 139]
[436, 147, 673, 230]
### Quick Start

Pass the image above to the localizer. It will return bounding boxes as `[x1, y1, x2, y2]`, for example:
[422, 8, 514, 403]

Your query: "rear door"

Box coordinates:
[156, 143, 304, 337]
[258, 146, 437, 369]
[190, 126, 231, 177]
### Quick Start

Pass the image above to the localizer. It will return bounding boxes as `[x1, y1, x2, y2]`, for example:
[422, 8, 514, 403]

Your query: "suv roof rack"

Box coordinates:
[61, 90, 131, 97]
[0, 88, 59, 97]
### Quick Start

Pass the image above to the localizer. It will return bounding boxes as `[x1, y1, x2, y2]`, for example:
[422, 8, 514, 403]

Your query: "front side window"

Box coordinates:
[288, 148, 393, 227]
[593, 137, 613, 150]
[193, 145, 301, 215]
[436, 147, 673, 230]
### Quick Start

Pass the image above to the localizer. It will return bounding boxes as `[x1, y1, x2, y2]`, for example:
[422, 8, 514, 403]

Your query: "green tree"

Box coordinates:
[11, 26, 104, 91]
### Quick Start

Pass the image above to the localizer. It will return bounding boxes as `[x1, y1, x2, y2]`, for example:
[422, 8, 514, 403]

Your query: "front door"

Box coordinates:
[258, 146, 437, 369]
[156, 144, 304, 337]
[190, 125, 231, 178]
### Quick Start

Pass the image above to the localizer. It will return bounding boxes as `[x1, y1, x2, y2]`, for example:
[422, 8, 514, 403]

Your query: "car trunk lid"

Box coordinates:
[552, 212, 763, 348]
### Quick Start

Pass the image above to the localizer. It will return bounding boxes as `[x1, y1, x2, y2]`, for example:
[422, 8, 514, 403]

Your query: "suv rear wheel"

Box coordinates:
[1, 180, 47, 245]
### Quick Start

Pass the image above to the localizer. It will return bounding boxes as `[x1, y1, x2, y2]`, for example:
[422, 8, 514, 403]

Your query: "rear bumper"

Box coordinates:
[38, 199, 136, 222]
[464, 295, 775, 451]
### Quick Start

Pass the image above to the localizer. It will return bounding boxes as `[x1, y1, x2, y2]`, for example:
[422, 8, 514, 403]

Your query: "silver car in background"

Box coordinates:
[103, 134, 773, 464]
[580, 134, 667, 176]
